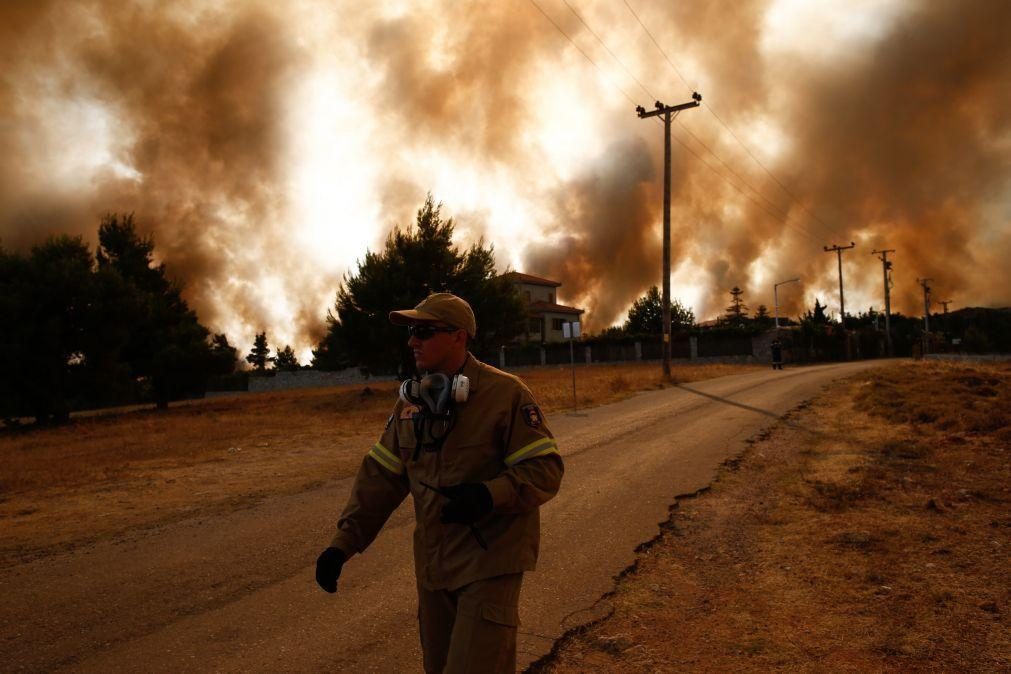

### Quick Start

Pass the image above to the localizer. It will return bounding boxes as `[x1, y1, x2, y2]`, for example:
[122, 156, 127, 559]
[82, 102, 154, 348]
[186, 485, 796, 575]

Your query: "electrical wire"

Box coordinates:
[620, 0, 837, 232]
[563, 0, 814, 234]
[543, 0, 819, 241]
[527, 0, 641, 109]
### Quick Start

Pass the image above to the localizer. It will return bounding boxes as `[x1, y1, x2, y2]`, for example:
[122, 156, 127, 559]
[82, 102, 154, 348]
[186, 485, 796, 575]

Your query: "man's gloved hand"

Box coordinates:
[315, 547, 346, 593]
[439, 482, 493, 524]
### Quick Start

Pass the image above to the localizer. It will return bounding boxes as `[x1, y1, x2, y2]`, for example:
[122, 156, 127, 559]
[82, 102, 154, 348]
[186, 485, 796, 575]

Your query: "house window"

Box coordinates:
[552, 318, 565, 331]
[548, 292, 554, 303]
[528, 318, 542, 332]
[525, 290, 531, 301]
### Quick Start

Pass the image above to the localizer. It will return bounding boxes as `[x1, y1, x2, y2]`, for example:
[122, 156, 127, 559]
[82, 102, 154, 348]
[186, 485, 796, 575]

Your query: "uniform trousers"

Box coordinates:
[417, 572, 523, 674]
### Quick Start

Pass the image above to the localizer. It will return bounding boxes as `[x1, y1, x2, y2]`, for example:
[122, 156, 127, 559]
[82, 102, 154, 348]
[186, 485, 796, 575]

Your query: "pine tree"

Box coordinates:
[624, 286, 695, 334]
[313, 194, 525, 375]
[725, 286, 749, 327]
[803, 298, 831, 325]
[274, 345, 300, 371]
[246, 332, 273, 372]
[208, 334, 238, 375]
[96, 213, 213, 409]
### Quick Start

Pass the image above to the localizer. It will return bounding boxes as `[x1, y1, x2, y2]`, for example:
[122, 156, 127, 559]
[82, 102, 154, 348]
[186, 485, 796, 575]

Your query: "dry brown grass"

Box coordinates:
[853, 359, 1011, 437]
[0, 384, 401, 564]
[0, 361, 757, 564]
[540, 360, 1011, 672]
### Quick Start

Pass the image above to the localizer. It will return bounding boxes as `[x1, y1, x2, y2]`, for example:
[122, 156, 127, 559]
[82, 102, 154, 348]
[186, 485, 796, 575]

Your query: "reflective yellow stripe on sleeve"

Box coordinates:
[368, 442, 404, 475]
[504, 437, 558, 467]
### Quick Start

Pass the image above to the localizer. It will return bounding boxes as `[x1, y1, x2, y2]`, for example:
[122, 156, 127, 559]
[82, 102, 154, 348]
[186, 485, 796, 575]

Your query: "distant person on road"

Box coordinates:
[315, 292, 564, 673]
[771, 337, 784, 370]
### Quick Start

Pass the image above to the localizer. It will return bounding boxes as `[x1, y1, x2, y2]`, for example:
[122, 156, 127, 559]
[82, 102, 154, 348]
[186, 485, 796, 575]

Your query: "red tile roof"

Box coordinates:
[501, 271, 561, 287]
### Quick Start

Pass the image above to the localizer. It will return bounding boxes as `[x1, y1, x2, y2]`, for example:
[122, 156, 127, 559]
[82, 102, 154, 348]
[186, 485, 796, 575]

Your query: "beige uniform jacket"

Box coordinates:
[331, 354, 564, 591]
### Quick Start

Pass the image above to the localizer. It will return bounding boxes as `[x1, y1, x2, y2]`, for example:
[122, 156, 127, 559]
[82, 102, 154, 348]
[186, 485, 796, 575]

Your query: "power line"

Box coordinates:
[527, 0, 821, 241]
[563, 0, 796, 220]
[553, 0, 819, 241]
[674, 115, 801, 226]
[620, 0, 694, 91]
[561, 0, 654, 100]
[620, 0, 836, 232]
[526, 0, 641, 109]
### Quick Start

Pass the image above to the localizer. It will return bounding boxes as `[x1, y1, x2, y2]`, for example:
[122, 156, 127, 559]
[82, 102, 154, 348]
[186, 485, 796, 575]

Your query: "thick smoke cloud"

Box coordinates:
[523, 0, 1011, 326]
[0, 0, 323, 346]
[1, 0, 1008, 346]
[524, 134, 663, 324]
[769, 0, 1011, 317]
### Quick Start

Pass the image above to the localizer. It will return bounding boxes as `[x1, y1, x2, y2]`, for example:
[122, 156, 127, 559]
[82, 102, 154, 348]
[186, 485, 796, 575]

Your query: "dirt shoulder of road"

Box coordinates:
[535, 360, 1010, 672]
[0, 361, 757, 566]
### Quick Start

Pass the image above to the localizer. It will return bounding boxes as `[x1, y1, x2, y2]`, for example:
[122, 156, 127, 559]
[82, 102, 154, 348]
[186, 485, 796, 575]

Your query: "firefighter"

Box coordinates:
[315, 292, 564, 673]
[771, 337, 784, 370]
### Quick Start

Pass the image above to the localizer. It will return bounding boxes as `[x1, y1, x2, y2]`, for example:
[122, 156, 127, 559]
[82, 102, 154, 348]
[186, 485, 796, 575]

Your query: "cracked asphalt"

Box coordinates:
[0, 361, 889, 672]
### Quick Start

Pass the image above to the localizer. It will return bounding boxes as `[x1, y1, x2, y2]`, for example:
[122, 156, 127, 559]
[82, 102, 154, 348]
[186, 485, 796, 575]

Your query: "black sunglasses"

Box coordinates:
[407, 325, 459, 340]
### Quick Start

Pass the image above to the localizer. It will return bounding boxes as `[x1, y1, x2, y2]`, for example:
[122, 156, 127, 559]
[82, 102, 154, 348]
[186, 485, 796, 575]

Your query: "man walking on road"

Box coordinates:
[316, 292, 564, 673]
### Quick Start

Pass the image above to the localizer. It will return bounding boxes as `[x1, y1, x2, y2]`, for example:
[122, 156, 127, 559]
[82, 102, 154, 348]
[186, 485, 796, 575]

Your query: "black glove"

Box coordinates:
[439, 482, 493, 524]
[315, 547, 346, 593]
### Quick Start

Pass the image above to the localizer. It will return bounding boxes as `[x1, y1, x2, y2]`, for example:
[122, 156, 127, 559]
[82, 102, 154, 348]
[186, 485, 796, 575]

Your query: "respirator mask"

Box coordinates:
[399, 372, 470, 453]
[399, 372, 470, 415]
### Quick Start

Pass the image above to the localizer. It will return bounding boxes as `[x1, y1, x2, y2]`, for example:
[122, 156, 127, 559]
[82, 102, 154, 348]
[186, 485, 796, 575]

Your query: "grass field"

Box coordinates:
[0, 361, 758, 565]
[540, 360, 1011, 672]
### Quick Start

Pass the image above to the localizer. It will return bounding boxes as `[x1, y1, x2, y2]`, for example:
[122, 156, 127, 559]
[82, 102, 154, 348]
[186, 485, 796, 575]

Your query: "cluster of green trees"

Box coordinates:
[0, 214, 237, 425]
[720, 286, 780, 330]
[245, 332, 300, 372]
[10, 194, 1004, 426]
[600, 285, 776, 339]
[311, 195, 526, 376]
[624, 286, 695, 335]
[0, 196, 528, 425]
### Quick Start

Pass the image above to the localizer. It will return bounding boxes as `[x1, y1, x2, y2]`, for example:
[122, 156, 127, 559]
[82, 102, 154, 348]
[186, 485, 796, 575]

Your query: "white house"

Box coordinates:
[502, 271, 585, 344]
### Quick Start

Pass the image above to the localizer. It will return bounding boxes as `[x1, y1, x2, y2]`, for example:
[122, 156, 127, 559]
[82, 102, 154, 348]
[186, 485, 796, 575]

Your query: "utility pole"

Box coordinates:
[823, 242, 856, 324]
[773, 278, 799, 329]
[917, 277, 933, 333]
[937, 299, 952, 337]
[871, 248, 895, 356]
[637, 92, 701, 379]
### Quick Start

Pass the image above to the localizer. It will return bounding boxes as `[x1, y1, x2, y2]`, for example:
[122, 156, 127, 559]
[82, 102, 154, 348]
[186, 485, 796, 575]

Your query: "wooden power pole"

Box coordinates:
[871, 248, 895, 356]
[917, 278, 933, 333]
[823, 242, 856, 324]
[637, 93, 701, 378]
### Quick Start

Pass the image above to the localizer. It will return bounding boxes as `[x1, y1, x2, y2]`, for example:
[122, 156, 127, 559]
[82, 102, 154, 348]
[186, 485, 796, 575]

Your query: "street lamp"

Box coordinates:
[774, 278, 800, 329]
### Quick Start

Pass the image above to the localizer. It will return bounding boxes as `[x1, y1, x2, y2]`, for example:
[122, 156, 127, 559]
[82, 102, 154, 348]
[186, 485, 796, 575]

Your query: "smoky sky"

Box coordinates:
[1, 0, 1008, 349]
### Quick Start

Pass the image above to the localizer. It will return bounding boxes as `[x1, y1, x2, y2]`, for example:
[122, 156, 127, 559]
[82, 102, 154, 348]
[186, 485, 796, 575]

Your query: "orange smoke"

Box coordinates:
[1, 0, 1008, 348]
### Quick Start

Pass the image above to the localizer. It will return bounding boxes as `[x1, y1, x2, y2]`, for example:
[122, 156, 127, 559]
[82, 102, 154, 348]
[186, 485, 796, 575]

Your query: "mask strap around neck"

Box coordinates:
[420, 373, 451, 415]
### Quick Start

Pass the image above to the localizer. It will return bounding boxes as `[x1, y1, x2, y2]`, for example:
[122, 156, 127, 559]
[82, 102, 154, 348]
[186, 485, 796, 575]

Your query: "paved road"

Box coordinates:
[0, 361, 888, 672]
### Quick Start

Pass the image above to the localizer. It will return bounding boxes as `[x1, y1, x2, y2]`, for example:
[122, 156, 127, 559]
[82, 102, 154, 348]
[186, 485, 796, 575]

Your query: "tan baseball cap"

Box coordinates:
[389, 292, 477, 338]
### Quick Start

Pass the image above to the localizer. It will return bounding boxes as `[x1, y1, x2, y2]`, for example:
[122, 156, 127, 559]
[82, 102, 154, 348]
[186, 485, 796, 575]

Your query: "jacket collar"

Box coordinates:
[460, 352, 483, 393]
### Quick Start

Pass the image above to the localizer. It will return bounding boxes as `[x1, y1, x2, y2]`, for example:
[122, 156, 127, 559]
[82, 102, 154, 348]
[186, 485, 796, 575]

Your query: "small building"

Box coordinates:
[502, 272, 584, 344]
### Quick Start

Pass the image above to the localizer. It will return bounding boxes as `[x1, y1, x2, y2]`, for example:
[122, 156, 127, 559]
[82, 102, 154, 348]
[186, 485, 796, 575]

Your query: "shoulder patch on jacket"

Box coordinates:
[400, 404, 420, 420]
[521, 404, 543, 428]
